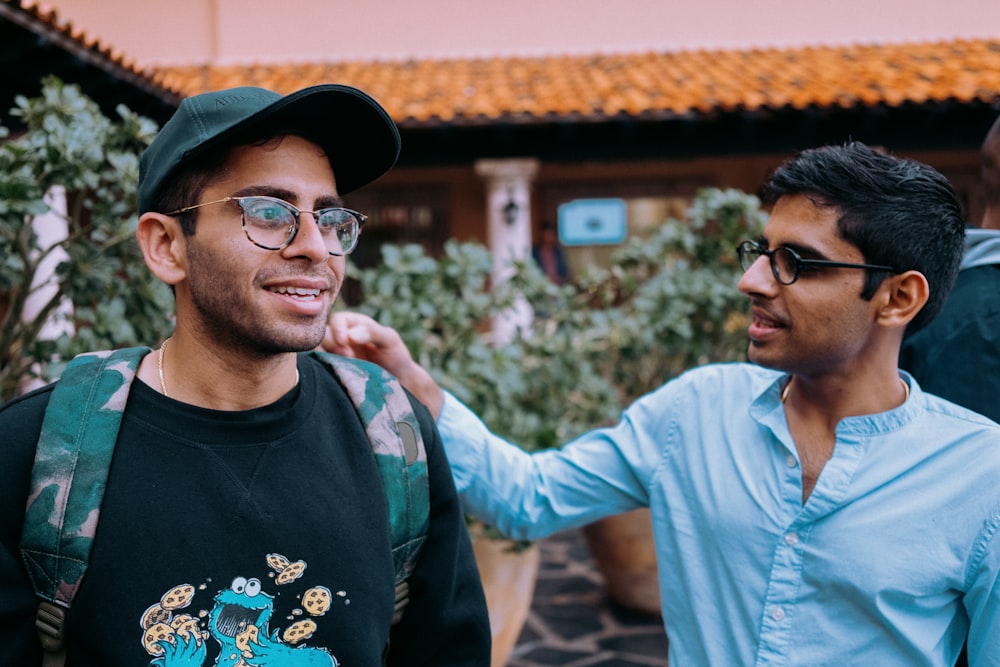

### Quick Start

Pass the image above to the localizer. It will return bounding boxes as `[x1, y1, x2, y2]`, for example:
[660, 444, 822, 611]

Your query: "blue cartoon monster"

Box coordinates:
[151, 575, 338, 667]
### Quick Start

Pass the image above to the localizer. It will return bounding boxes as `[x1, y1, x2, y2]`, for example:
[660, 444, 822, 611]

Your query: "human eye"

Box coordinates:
[316, 208, 354, 228]
[773, 247, 804, 278]
[317, 209, 360, 239]
[316, 209, 361, 254]
[241, 197, 294, 230]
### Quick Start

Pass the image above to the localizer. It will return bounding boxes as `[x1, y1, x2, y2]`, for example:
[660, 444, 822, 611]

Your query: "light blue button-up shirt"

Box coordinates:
[438, 362, 1000, 666]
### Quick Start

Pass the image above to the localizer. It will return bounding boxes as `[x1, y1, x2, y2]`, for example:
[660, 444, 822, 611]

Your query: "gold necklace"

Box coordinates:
[157, 337, 300, 398]
[781, 377, 909, 403]
[158, 337, 171, 396]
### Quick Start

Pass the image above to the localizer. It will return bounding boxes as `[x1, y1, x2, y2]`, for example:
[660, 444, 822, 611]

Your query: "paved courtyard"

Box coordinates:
[508, 529, 669, 667]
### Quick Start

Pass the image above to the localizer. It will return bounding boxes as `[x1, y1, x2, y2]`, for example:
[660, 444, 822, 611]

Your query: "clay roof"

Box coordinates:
[1, 0, 181, 123]
[6, 0, 998, 132]
[158, 39, 1000, 128]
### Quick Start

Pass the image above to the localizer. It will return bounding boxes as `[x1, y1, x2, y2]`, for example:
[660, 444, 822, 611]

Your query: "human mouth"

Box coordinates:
[747, 307, 786, 340]
[267, 285, 322, 300]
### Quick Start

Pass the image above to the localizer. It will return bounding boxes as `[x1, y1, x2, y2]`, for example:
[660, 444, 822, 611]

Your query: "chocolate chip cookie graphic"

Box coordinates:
[235, 624, 260, 657]
[266, 552, 291, 572]
[276, 560, 306, 585]
[282, 619, 317, 644]
[140, 602, 172, 629]
[142, 622, 174, 656]
[302, 586, 332, 616]
[170, 614, 202, 644]
[160, 583, 195, 610]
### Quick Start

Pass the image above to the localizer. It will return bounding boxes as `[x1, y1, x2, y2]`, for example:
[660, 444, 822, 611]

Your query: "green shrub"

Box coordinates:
[343, 187, 767, 450]
[0, 78, 172, 400]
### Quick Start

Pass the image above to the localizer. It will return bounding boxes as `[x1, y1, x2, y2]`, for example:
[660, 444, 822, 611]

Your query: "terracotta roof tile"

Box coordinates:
[166, 40, 996, 127]
[9, 0, 999, 126]
[6, 0, 182, 99]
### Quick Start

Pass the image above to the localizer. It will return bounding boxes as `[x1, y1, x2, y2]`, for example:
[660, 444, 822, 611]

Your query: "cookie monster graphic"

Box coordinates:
[144, 553, 339, 667]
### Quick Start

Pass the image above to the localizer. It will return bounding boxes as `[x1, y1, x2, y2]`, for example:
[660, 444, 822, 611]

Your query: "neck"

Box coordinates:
[147, 335, 301, 410]
[780, 372, 909, 420]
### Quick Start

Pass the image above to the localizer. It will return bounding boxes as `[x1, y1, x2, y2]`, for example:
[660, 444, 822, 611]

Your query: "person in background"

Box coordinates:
[900, 113, 1000, 423]
[0, 84, 490, 666]
[327, 142, 1000, 666]
[532, 220, 570, 284]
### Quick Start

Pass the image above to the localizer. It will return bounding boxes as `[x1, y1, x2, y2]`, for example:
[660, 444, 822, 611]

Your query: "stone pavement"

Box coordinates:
[507, 529, 669, 667]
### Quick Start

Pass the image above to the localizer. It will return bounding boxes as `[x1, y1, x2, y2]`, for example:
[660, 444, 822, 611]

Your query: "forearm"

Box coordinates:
[395, 362, 443, 418]
[437, 391, 644, 541]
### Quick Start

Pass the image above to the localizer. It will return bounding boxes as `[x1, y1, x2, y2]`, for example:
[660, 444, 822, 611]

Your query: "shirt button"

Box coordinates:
[772, 606, 786, 621]
[785, 532, 799, 546]
[786, 455, 797, 468]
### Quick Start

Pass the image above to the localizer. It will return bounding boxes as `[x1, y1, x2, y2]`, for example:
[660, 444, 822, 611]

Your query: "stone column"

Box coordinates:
[474, 158, 540, 344]
[20, 186, 74, 393]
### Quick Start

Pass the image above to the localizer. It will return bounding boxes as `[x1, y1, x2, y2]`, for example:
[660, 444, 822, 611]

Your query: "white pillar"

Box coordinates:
[474, 158, 539, 344]
[20, 186, 74, 393]
[25, 186, 74, 338]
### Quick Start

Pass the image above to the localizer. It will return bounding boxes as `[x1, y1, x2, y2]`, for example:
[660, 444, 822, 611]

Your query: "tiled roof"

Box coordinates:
[158, 39, 1000, 127]
[3, 0, 181, 103]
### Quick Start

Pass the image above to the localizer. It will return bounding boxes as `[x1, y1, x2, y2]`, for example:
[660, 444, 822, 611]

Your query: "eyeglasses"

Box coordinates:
[165, 195, 367, 256]
[736, 240, 896, 285]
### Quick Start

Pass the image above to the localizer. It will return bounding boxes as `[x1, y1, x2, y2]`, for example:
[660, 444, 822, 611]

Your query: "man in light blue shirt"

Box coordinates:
[327, 143, 1000, 666]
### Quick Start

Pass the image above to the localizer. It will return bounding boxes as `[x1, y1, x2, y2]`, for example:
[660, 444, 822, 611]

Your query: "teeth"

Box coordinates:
[271, 286, 320, 298]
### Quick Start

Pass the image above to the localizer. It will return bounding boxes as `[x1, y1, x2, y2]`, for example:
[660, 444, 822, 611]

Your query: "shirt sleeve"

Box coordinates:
[436, 389, 663, 541]
[965, 508, 1000, 666]
[388, 392, 491, 666]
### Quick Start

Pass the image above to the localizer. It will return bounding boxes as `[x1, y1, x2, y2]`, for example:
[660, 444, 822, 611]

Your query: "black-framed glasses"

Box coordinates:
[165, 195, 367, 256]
[736, 240, 896, 285]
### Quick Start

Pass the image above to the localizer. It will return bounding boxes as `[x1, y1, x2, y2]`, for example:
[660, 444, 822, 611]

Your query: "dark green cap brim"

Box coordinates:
[138, 84, 400, 213]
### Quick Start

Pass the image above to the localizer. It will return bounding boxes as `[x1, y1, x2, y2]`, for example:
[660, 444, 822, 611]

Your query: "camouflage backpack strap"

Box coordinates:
[306, 351, 429, 624]
[20, 346, 150, 666]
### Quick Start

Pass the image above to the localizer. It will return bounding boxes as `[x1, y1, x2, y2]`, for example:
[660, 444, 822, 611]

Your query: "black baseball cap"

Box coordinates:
[138, 84, 401, 214]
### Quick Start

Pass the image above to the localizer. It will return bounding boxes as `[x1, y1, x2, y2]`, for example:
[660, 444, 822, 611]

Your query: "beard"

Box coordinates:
[184, 237, 336, 355]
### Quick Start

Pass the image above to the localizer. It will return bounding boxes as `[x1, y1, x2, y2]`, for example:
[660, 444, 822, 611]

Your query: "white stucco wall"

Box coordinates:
[50, 0, 1000, 66]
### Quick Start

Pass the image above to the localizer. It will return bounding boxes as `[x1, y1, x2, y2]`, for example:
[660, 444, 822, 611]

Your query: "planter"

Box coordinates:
[472, 532, 541, 667]
[581, 508, 661, 616]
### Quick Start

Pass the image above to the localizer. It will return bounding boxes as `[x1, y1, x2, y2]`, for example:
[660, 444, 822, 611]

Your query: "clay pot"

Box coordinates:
[472, 531, 541, 667]
[581, 508, 661, 616]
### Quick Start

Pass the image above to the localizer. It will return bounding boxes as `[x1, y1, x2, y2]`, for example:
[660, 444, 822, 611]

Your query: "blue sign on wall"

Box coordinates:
[557, 198, 627, 246]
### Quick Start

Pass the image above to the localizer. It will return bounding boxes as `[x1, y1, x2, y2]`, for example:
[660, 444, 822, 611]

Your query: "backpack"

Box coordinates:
[19, 346, 429, 667]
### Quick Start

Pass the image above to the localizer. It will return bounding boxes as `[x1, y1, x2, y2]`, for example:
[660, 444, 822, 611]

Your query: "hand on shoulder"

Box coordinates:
[324, 312, 444, 416]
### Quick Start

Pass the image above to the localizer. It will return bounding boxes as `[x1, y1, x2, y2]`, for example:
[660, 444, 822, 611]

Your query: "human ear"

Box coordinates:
[136, 213, 187, 286]
[875, 270, 929, 328]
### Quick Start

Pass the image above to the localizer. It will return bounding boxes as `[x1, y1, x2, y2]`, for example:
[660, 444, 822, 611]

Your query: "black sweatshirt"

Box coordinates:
[0, 354, 490, 666]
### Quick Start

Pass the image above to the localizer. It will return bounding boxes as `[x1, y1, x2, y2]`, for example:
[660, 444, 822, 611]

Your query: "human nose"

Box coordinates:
[281, 211, 329, 263]
[737, 251, 778, 297]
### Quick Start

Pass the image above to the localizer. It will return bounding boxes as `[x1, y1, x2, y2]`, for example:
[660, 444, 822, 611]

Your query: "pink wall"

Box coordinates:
[51, 0, 1000, 66]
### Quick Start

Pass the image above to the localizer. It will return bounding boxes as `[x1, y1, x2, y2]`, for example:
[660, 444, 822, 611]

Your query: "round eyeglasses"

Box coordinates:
[736, 240, 896, 285]
[165, 195, 367, 256]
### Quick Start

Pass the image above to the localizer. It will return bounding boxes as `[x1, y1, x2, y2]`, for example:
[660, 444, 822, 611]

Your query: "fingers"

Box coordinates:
[323, 311, 405, 361]
[323, 310, 444, 416]
[324, 311, 373, 356]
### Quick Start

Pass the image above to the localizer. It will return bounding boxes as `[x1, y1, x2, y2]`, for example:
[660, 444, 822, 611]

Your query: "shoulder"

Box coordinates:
[626, 362, 779, 427]
[919, 390, 1000, 430]
[643, 362, 778, 402]
[0, 383, 53, 431]
[302, 352, 439, 455]
[0, 385, 56, 507]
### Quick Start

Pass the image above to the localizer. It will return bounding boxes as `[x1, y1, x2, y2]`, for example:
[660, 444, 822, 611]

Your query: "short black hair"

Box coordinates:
[149, 128, 329, 236]
[760, 142, 965, 333]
